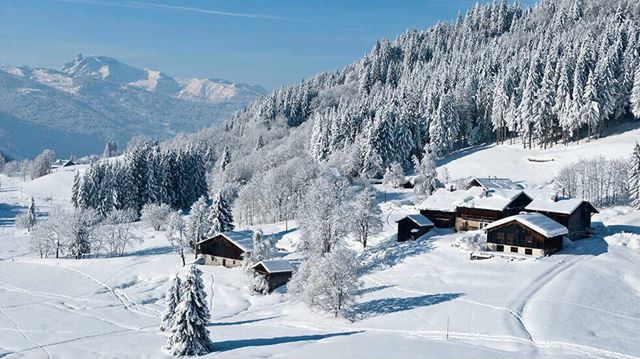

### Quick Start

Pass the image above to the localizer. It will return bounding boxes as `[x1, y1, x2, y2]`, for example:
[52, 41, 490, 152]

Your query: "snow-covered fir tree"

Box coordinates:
[160, 274, 182, 332]
[382, 162, 405, 188]
[632, 67, 640, 119]
[219, 145, 231, 172]
[413, 149, 440, 195]
[165, 265, 214, 356]
[629, 142, 640, 209]
[242, 230, 275, 274]
[103, 140, 118, 159]
[207, 191, 234, 236]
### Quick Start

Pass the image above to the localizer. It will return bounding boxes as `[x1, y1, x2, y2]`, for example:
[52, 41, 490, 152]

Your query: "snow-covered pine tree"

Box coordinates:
[165, 265, 213, 356]
[207, 191, 235, 236]
[629, 142, 640, 210]
[219, 145, 231, 172]
[160, 274, 182, 332]
[631, 67, 640, 119]
[103, 140, 118, 159]
[382, 162, 405, 188]
[71, 170, 81, 208]
[414, 149, 439, 195]
[27, 197, 37, 229]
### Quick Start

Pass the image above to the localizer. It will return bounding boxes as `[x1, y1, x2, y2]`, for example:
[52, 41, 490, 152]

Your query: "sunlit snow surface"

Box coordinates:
[1, 130, 639, 358]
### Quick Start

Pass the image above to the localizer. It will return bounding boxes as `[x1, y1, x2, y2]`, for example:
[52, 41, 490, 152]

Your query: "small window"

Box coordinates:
[525, 248, 533, 255]
[496, 245, 504, 252]
[511, 247, 518, 253]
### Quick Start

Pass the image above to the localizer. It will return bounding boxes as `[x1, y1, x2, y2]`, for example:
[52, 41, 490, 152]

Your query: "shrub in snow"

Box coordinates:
[29, 149, 56, 179]
[166, 211, 188, 266]
[414, 149, 440, 195]
[98, 209, 139, 257]
[165, 265, 213, 356]
[289, 247, 362, 317]
[161, 275, 182, 332]
[630, 143, 640, 210]
[452, 231, 487, 252]
[251, 274, 270, 295]
[141, 203, 172, 231]
[382, 162, 405, 188]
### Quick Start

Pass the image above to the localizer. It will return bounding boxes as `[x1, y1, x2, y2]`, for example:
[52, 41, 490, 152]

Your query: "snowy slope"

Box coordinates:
[0, 135, 639, 358]
[0, 55, 266, 159]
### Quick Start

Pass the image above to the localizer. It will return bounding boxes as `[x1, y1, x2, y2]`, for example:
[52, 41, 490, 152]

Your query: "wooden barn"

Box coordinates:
[455, 187, 533, 231]
[252, 259, 294, 293]
[197, 230, 254, 267]
[419, 188, 466, 228]
[467, 177, 523, 190]
[525, 197, 598, 239]
[397, 214, 434, 242]
[484, 212, 568, 256]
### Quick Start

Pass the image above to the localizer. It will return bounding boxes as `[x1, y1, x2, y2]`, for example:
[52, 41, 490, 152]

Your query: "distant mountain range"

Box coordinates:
[0, 54, 266, 159]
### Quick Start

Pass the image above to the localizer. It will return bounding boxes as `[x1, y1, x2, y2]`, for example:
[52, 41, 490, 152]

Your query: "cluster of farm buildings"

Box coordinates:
[194, 177, 598, 293]
[398, 177, 598, 257]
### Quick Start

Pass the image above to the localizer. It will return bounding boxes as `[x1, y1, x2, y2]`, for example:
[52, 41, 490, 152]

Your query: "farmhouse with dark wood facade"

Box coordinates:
[525, 198, 598, 239]
[252, 259, 294, 293]
[454, 187, 533, 231]
[198, 230, 254, 268]
[484, 212, 568, 256]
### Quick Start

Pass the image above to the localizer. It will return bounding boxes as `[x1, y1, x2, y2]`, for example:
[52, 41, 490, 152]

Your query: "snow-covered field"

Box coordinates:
[1, 129, 640, 358]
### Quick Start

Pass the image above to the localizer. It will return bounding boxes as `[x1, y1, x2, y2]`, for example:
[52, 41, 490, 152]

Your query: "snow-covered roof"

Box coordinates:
[221, 230, 254, 252]
[456, 187, 530, 211]
[470, 177, 523, 190]
[525, 198, 597, 215]
[484, 212, 568, 237]
[419, 188, 467, 212]
[198, 230, 254, 252]
[253, 259, 294, 274]
[403, 214, 434, 227]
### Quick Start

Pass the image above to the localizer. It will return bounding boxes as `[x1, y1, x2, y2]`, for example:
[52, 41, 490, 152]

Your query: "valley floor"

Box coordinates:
[1, 141, 640, 358]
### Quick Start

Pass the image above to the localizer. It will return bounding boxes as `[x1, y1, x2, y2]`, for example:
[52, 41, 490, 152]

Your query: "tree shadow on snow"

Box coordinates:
[122, 245, 176, 257]
[359, 234, 435, 275]
[356, 285, 395, 296]
[208, 316, 281, 327]
[347, 293, 464, 322]
[213, 331, 363, 352]
[0, 203, 26, 227]
[435, 143, 494, 167]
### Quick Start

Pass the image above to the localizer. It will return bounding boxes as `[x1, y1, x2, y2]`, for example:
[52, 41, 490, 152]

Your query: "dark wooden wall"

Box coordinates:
[198, 235, 244, 260]
[420, 209, 456, 228]
[487, 222, 562, 251]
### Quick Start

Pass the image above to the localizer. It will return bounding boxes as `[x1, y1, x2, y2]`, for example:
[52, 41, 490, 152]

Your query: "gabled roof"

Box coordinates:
[419, 188, 467, 212]
[399, 214, 434, 227]
[253, 259, 294, 274]
[469, 177, 523, 190]
[456, 187, 531, 211]
[198, 230, 254, 252]
[484, 212, 568, 238]
[525, 198, 598, 215]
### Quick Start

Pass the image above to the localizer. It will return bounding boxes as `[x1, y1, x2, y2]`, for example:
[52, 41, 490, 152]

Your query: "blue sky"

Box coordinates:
[0, 0, 535, 89]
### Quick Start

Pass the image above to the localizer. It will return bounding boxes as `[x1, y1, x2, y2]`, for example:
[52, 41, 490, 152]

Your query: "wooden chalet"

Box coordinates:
[197, 230, 254, 268]
[484, 212, 568, 256]
[397, 214, 434, 242]
[525, 197, 598, 239]
[467, 177, 523, 190]
[252, 259, 294, 293]
[419, 188, 466, 228]
[455, 187, 533, 231]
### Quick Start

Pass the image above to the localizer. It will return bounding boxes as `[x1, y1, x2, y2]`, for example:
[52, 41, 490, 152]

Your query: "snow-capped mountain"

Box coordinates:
[0, 55, 266, 159]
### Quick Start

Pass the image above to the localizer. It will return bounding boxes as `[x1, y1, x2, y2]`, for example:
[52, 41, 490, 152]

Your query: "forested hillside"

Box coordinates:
[195, 0, 639, 167]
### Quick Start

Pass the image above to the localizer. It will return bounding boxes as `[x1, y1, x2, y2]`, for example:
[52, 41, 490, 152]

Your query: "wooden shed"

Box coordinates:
[397, 214, 434, 242]
[197, 230, 254, 268]
[525, 198, 598, 239]
[455, 187, 532, 231]
[252, 259, 294, 293]
[484, 212, 568, 256]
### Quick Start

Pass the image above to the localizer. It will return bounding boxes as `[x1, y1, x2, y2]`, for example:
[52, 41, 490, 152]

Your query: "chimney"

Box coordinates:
[550, 193, 559, 202]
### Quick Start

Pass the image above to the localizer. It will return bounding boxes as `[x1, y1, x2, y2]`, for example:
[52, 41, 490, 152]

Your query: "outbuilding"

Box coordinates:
[484, 212, 568, 256]
[525, 197, 598, 239]
[397, 214, 434, 242]
[419, 188, 467, 228]
[197, 230, 254, 267]
[252, 259, 294, 293]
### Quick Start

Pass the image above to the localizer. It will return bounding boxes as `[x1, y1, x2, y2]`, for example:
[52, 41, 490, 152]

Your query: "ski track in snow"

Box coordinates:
[0, 307, 51, 359]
